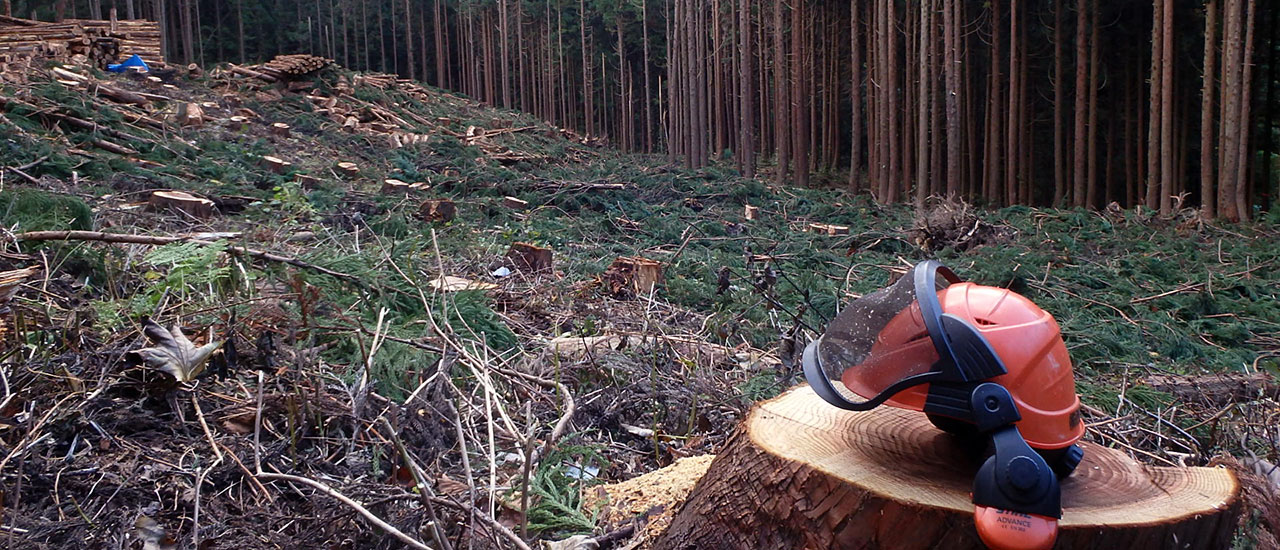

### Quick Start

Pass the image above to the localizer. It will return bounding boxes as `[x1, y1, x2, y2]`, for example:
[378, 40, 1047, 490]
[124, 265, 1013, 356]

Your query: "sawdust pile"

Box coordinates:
[583, 454, 715, 549]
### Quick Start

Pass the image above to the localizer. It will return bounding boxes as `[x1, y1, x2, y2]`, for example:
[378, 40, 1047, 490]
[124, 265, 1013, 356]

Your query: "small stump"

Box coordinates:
[335, 161, 360, 177]
[505, 242, 553, 273]
[261, 155, 292, 174]
[417, 199, 456, 223]
[503, 196, 530, 211]
[270, 122, 291, 137]
[602, 256, 664, 298]
[149, 190, 214, 219]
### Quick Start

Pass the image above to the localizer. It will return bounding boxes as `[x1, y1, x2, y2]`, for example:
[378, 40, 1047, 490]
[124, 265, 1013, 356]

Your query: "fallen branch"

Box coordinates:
[0, 95, 153, 145]
[256, 470, 435, 550]
[12, 230, 362, 284]
[90, 138, 137, 155]
[3, 165, 38, 184]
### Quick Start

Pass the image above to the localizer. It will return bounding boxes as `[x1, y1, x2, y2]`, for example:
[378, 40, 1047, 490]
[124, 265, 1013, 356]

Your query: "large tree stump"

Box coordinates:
[653, 386, 1241, 550]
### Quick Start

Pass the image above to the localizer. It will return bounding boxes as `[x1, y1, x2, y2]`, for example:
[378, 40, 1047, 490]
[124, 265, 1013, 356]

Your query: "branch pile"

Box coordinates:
[0, 14, 161, 70]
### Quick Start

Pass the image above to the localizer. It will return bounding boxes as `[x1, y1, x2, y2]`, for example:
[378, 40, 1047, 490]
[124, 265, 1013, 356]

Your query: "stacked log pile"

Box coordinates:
[232, 54, 332, 83]
[0, 15, 162, 69]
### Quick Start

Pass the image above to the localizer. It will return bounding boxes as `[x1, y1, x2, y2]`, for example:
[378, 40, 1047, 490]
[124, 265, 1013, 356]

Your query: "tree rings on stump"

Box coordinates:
[652, 385, 1241, 550]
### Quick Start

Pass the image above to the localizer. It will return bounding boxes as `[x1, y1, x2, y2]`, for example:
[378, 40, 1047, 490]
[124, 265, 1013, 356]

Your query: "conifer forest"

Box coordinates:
[12, 0, 1279, 218]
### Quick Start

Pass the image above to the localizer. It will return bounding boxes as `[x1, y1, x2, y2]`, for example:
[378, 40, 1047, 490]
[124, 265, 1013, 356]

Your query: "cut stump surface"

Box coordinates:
[653, 385, 1240, 550]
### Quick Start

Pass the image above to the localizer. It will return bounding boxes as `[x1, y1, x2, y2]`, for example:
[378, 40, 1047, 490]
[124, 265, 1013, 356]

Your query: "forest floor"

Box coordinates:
[1, 57, 1278, 549]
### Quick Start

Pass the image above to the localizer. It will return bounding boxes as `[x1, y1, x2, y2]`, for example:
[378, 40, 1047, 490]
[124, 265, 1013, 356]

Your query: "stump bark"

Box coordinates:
[653, 386, 1240, 550]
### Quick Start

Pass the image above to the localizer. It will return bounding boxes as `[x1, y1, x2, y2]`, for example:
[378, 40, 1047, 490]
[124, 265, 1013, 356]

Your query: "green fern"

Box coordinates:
[143, 241, 234, 299]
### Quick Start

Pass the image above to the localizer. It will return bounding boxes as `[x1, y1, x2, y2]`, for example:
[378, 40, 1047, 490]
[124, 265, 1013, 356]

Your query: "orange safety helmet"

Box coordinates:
[803, 261, 1086, 550]
[841, 281, 1083, 449]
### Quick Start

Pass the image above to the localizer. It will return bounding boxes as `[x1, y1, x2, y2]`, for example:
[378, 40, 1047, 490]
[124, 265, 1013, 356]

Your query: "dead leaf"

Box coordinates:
[129, 319, 223, 382]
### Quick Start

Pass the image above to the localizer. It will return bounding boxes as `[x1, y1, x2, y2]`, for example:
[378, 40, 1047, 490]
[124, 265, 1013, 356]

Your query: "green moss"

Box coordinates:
[0, 188, 93, 232]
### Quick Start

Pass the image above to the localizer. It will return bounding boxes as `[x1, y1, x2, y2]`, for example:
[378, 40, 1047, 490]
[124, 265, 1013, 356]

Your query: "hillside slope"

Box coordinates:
[1, 59, 1277, 548]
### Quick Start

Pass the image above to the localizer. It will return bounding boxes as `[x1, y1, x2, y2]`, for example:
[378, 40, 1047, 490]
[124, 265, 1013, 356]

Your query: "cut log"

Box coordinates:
[269, 122, 290, 138]
[602, 256, 664, 298]
[335, 161, 360, 177]
[149, 190, 214, 219]
[417, 199, 456, 223]
[505, 242, 553, 273]
[91, 138, 137, 155]
[0, 266, 40, 350]
[744, 205, 760, 220]
[652, 385, 1241, 550]
[1142, 372, 1280, 406]
[502, 196, 530, 211]
[174, 102, 203, 127]
[261, 155, 292, 174]
[807, 222, 850, 236]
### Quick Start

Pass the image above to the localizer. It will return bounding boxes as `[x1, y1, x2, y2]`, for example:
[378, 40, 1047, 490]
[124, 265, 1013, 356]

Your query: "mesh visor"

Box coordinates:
[816, 266, 947, 401]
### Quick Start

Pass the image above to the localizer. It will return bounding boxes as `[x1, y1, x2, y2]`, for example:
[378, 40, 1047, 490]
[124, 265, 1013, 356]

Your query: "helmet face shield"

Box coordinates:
[803, 261, 1085, 449]
[814, 267, 947, 407]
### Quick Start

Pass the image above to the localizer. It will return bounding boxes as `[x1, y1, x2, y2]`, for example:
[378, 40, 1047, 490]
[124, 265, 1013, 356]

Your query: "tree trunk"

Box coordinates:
[1005, 0, 1020, 205]
[792, 0, 809, 187]
[1052, 1, 1065, 205]
[1085, 0, 1100, 209]
[915, 0, 932, 208]
[983, 0, 1002, 203]
[1261, 3, 1277, 212]
[642, 0, 653, 153]
[518, 0, 528, 112]
[581, 0, 594, 136]
[738, 0, 754, 178]
[181, 0, 194, 65]
[773, 0, 788, 184]
[1217, 0, 1242, 221]
[1200, 0, 1219, 218]
[849, 1, 862, 189]
[943, 0, 959, 197]
[652, 386, 1242, 550]
[1073, 0, 1089, 207]
[885, 0, 899, 202]
[1159, 0, 1176, 214]
[499, 0, 510, 106]
[404, 0, 416, 81]
[1233, 0, 1256, 220]
[1145, 0, 1163, 210]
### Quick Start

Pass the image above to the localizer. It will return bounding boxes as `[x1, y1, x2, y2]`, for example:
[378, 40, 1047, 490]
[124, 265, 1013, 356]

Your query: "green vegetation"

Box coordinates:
[2, 61, 1276, 546]
[0, 188, 93, 232]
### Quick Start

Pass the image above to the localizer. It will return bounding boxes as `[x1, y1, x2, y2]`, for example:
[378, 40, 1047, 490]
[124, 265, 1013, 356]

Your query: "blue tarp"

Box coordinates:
[107, 54, 149, 73]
